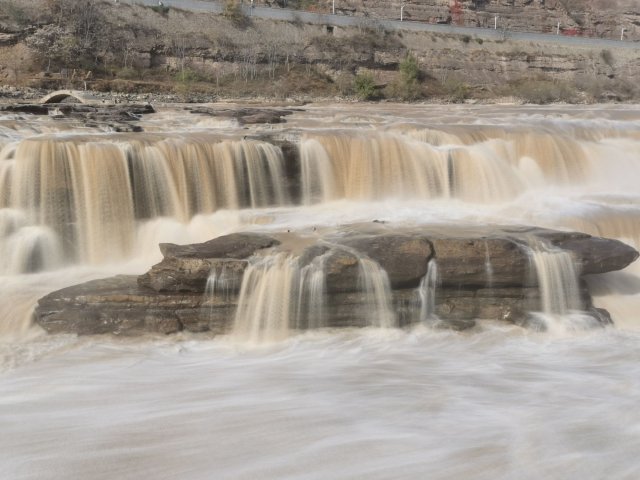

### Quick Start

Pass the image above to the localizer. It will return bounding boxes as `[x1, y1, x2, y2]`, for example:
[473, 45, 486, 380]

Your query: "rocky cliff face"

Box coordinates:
[35, 225, 638, 336]
[263, 0, 639, 41]
[0, 0, 638, 102]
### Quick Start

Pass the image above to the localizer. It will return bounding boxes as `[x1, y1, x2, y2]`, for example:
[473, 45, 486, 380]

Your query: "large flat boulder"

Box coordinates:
[34, 224, 638, 336]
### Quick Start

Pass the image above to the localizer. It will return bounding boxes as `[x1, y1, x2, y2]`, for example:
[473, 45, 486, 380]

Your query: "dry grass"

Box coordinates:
[1, 0, 639, 103]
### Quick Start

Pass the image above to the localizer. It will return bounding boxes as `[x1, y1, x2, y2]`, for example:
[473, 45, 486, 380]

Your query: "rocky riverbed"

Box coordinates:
[34, 224, 639, 336]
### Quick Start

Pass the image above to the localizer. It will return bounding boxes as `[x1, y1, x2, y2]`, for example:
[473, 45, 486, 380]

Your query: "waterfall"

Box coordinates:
[408, 125, 589, 183]
[417, 259, 438, 323]
[230, 247, 398, 342]
[527, 241, 600, 332]
[447, 144, 523, 202]
[0, 158, 13, 207]
[205, 262, 242, 304]
[2, 124, 636, 276]
[484, 241, 494, 288]
[357, 257, 396, 329]
[0, 225, 63, 274]
[232, 253, 301, 344]
[299, 127, 598, 205]
[295, 252, 327, 330]
[0, 135, 289, 272]
[529, 244, 581, 315]
[300, 133, 449, 202]
[0, 209, 63, 274]
[300, 138, 337, 204]
[3, 108, 640, 339]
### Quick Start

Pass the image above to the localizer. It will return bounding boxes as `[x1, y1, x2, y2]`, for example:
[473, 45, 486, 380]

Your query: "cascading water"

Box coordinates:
[298, 126, 599, 205]
[529, 244, 582, 315]
[483, 241, 494, 288]
[300, 133, 451, 203]
[205, 262, 242, 304]
[417, 259, 438, 323]
[356, 256, 396, 329]
[3, 105, 640, 480]
[526, 241, 601, 333]
[230, 246, 397, 342]
[0, 135, 289, 271]
[294, 251, 327, 331]
[232, 253, 299, 343]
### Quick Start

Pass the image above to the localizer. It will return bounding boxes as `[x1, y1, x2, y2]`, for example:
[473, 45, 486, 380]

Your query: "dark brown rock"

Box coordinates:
[139, 233, 279, 292]
[340, 234, 433, 288]
[430, 236, 529, 288]
[138, 257, 248, 294]
[159, 232, 279, 259]
[0, 103, 154, 131]
[552, 235, 639, 274]
[34, 225, 638, 336]
[0, 104, 49, 115]
[35, 275, 235, 336]
[324, 248, 361, 293]
[187, 107, 296, 125]
[504, 226, 639, 274]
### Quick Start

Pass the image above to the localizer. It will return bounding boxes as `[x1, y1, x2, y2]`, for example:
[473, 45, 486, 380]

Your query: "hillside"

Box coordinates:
[0, 0, 638, 103]
[262, 0, 639, 41]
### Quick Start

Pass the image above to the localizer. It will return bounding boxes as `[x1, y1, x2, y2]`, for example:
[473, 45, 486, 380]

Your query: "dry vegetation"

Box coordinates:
[0, 0, 638, 103]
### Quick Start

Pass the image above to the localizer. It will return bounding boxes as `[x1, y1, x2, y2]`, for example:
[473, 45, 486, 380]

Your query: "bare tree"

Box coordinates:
[171, 34, 189, 79]
[26, 25, 75, 71]
[42, 0, 108, 67]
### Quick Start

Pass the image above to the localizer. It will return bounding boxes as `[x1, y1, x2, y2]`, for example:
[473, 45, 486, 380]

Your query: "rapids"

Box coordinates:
[1, 103, 640, 479]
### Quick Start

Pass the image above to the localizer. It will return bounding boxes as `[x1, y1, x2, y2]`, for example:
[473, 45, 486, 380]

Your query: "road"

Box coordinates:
[124, 0, 639, 51]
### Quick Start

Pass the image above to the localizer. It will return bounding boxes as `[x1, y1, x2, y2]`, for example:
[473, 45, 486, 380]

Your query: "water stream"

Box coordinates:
[1, 104, 640, 479]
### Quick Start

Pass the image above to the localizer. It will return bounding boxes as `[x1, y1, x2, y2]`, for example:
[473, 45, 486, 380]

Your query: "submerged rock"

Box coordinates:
[34, 225, 639, 336]
[186, 107, 298, 125]
[0, 103, 154, 131]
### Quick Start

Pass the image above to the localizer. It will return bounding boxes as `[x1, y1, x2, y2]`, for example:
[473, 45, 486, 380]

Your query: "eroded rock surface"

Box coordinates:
[0, 103, 154, 132]
[35, 224, 638, 336]
[138, 233, 280, 293]
[187, 107, 298, 125]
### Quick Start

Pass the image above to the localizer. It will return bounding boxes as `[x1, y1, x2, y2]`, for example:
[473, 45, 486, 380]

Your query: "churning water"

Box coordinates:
[1, 103, 640, 479]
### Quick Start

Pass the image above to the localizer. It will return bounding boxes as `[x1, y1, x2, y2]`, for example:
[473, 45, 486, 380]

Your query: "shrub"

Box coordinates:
[386, 53, 424, 101]
[335, 72, 355, 96]
[508, 78, 577, 104]
[442, 79, 470, 103]
[4, 1, 29, 26]
[175, 68, 208, 83]
[223, 0, 250, 28]
[116, 67, 139, 80]
[353, 73, 377, 100]
[399, 53, 420, 83]
[150, 5, 170, 15]
[385, 78, 423, 101]
[600, 49, 614, 67]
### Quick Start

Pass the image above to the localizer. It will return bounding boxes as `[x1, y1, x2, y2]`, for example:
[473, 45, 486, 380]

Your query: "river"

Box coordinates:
[1, 103, 639, 479]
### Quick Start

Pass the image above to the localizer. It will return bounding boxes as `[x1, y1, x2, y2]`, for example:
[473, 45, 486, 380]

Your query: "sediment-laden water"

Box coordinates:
[1, 104, 640, 479]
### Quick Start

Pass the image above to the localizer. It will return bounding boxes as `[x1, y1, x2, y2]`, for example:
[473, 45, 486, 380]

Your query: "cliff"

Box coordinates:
[262, 0, 640, 41]
[0, 0, 638, 102]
